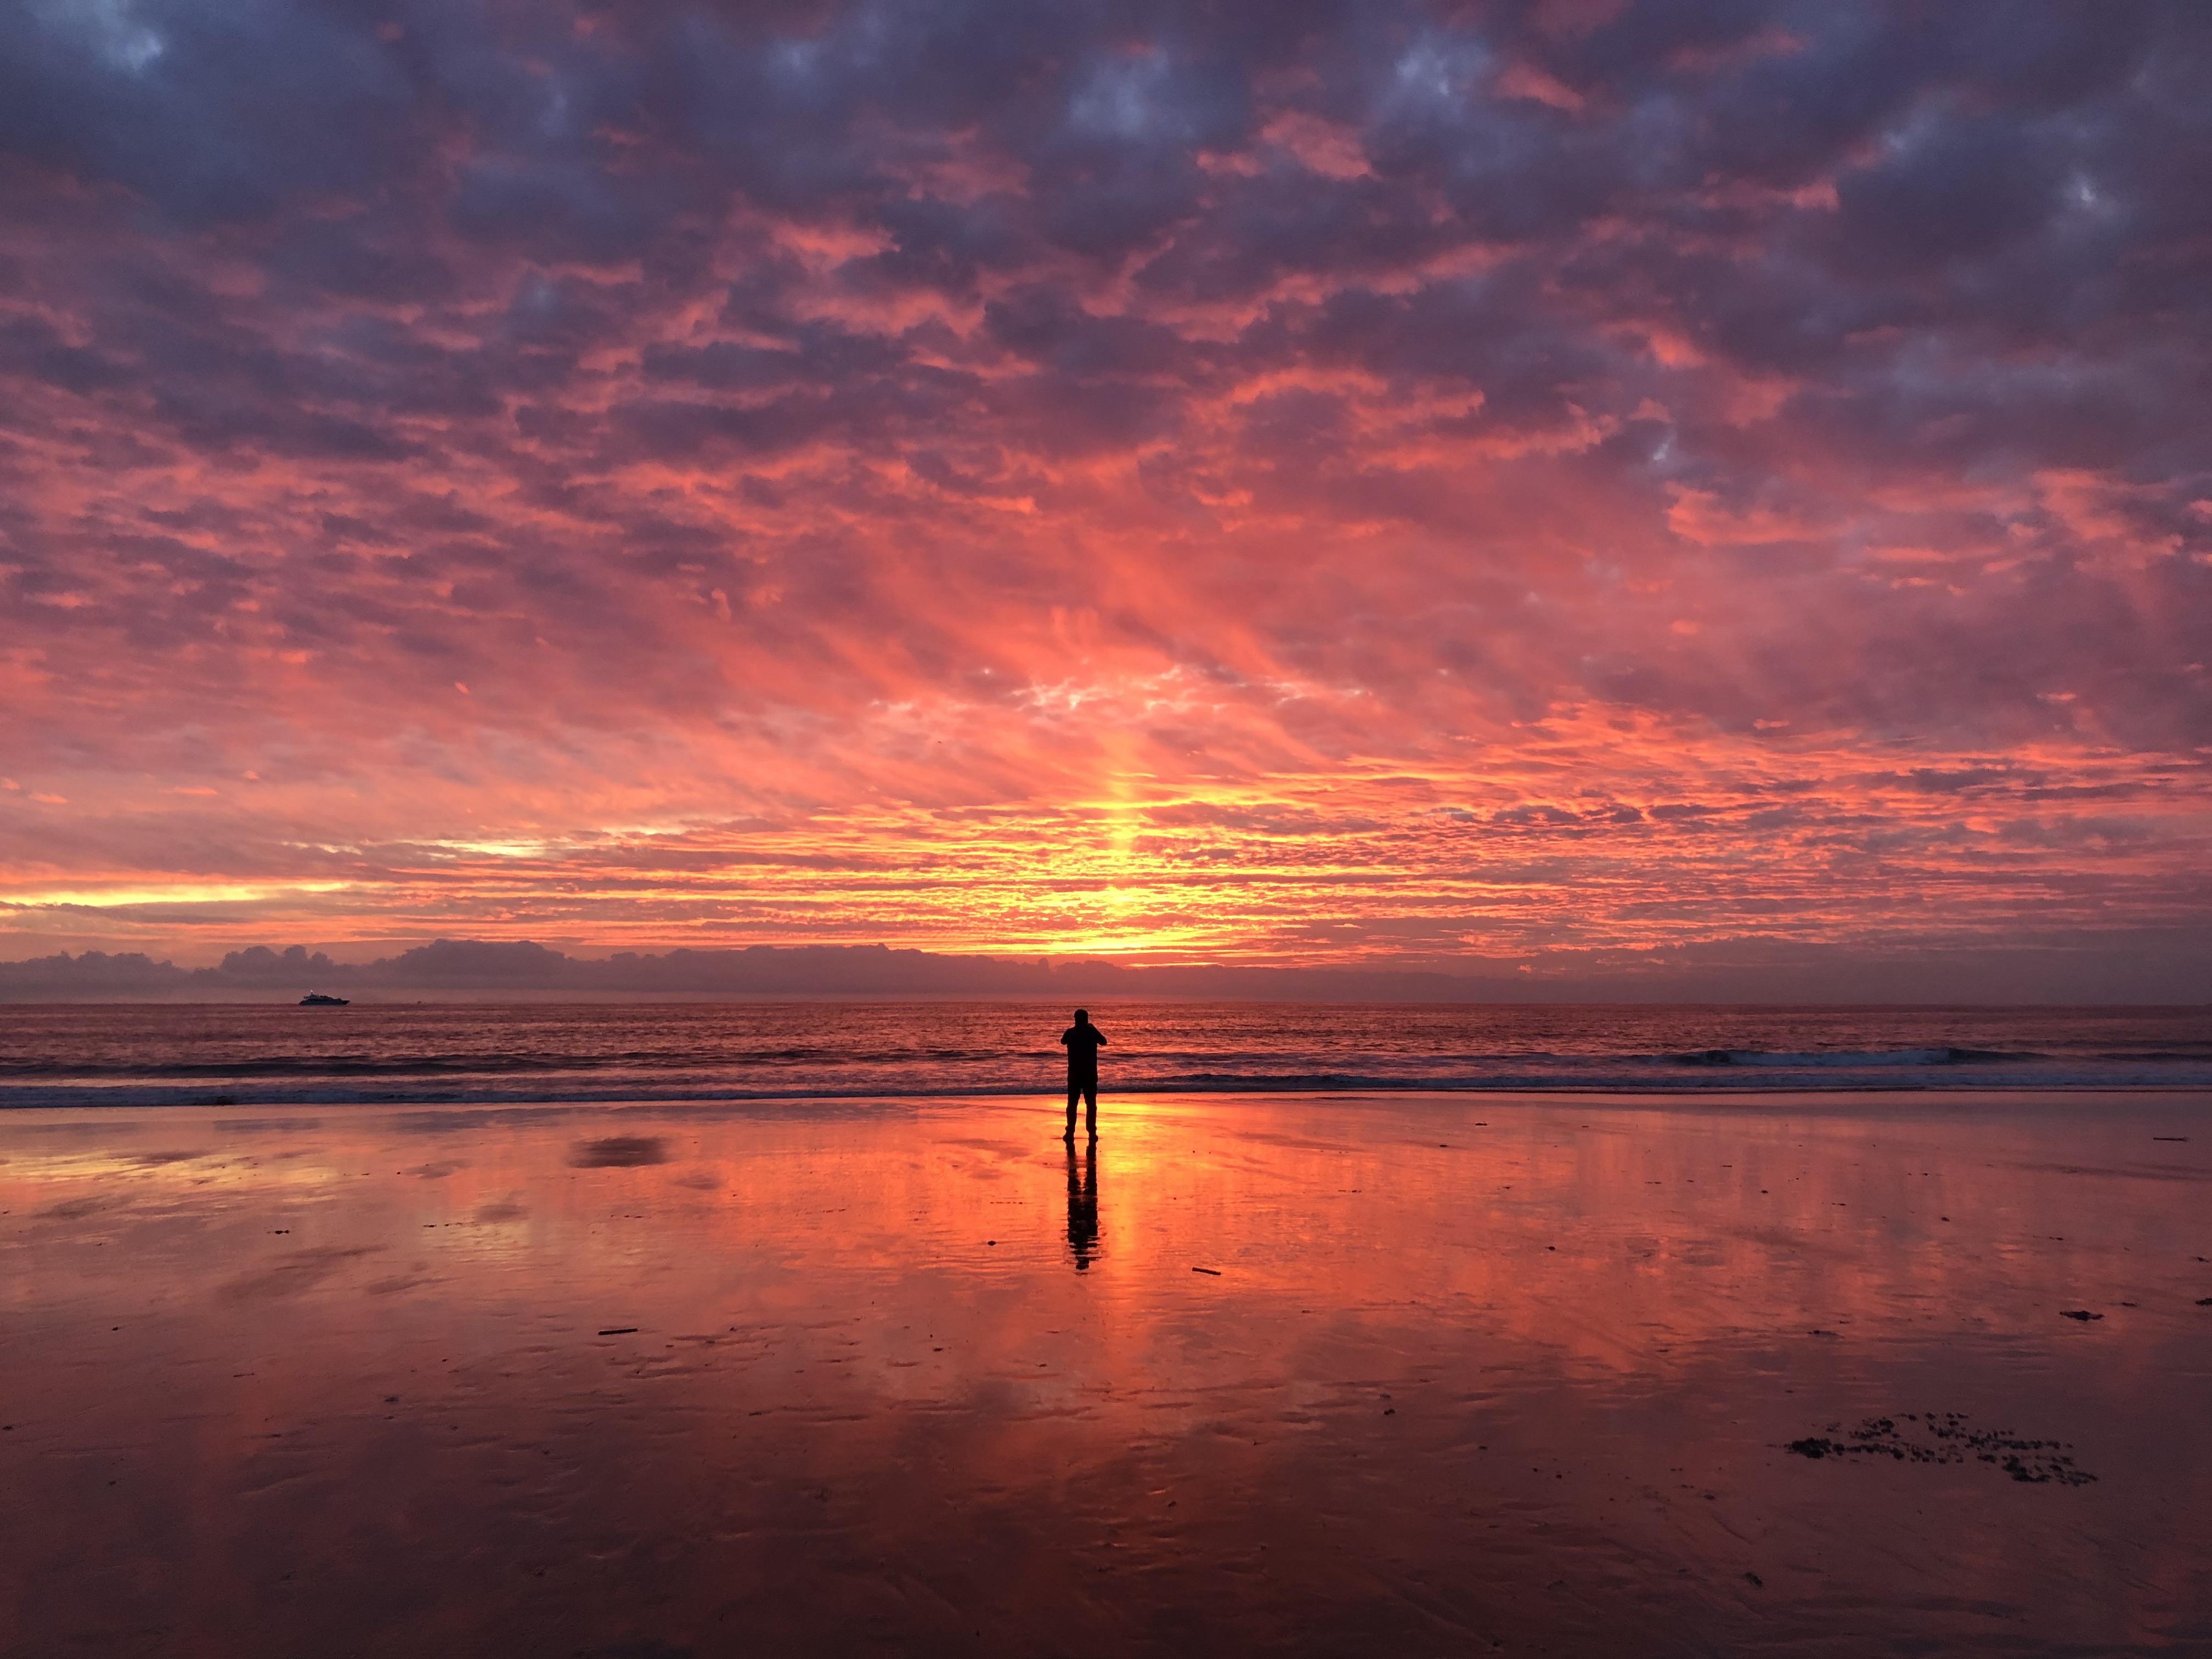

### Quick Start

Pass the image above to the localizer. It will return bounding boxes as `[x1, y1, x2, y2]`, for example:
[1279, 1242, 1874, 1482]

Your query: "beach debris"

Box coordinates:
[2197, 1297, 2212, 1307]
[1191, 1267, 1222, 1276]
[569, 1136, 667, 1168]
[2059, 1310, 2103, 1322]
[597, 1327, 639, 1336]
[1784, 1413, 2094, 1485]
[1743, 1572, 1763, 1587]
[2151, 1136, 2188, 1142]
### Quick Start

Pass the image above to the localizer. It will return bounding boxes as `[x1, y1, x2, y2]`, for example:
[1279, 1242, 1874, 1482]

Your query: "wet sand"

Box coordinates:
[2, 1090, 2208, 1657]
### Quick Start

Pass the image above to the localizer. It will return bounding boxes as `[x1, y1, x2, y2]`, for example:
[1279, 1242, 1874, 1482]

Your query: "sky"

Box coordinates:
[2, 1, 2209, 994]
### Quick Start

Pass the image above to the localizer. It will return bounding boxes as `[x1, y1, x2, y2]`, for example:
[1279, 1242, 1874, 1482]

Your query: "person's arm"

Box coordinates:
[1059, 1029, 1070, 1047]
[1096, 1029, 1107, 1045]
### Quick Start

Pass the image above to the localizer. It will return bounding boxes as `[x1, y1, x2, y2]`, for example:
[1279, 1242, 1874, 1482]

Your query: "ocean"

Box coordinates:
[2, 1000, 2208, 1110]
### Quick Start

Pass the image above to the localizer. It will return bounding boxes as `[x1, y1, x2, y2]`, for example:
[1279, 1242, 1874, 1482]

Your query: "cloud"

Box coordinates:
[4, 933, 2205, 1006]
[0, 1, 2207, 983]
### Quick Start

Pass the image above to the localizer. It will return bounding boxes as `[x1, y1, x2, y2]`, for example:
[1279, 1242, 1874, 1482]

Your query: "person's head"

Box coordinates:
[1073, 1008, 1090, 1024]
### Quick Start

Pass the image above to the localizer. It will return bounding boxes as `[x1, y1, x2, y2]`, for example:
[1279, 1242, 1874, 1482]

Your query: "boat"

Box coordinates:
[298, 992, 350, 1006]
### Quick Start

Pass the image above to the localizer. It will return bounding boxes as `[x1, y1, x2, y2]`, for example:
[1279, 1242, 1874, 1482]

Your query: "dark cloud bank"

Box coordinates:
[4, 938, 2204, 1006]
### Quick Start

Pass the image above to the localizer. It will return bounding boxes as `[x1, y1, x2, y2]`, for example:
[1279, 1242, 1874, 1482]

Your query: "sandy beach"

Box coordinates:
[3, 1090, 2207, 1656]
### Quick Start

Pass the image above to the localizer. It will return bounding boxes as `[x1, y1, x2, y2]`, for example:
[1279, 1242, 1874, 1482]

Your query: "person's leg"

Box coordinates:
[1084, 1081, 1098, 1139]
[1065, 1081, 1079, 1139]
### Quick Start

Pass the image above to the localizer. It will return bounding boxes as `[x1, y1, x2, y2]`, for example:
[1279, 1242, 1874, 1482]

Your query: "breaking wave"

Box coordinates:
[1673, 1046, 2032, 1068]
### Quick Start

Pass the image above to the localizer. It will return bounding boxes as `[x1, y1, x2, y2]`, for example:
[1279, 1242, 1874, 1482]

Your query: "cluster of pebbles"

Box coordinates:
[1786, 1413, 2096, 1486]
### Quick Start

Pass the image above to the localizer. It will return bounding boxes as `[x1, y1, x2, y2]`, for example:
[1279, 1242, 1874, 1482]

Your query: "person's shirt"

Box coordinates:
[1060, 1024, 1107, 1067]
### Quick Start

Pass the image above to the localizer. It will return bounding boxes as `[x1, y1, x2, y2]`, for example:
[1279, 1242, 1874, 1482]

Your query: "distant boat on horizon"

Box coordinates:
[298, 992, 350, 1006]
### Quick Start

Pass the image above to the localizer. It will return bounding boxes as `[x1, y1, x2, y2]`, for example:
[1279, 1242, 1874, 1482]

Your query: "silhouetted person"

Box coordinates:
[1060, 1008, 1106, 1141]
[1065, 1141, 1099, 1271]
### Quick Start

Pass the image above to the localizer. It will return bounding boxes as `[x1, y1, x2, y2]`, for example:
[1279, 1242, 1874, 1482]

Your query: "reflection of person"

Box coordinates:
[1066, 1142, 1099, 1272]
[1060, 1008, 1107, 1142]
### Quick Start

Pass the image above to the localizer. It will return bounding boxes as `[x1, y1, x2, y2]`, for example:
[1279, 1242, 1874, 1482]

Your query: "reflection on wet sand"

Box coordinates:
[1067, 1141, 1099, 1272]
[1, 1091, 2208, 1656]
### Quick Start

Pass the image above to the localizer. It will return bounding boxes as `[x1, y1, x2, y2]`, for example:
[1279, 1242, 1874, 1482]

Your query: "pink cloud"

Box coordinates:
[0, 1, 2206, 984]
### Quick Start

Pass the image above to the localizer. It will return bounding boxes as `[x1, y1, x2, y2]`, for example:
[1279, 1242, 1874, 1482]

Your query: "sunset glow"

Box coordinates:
[3, 3, 2208, 988]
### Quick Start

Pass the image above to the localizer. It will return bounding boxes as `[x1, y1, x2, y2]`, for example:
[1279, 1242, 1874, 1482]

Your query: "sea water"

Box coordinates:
[2, 1000, 2208, 1110]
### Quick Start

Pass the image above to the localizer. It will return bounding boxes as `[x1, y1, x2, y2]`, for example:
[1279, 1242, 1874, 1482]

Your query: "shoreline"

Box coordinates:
[13, 1079, 2212, 1119]
[4, 1081, 2212, 1117]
